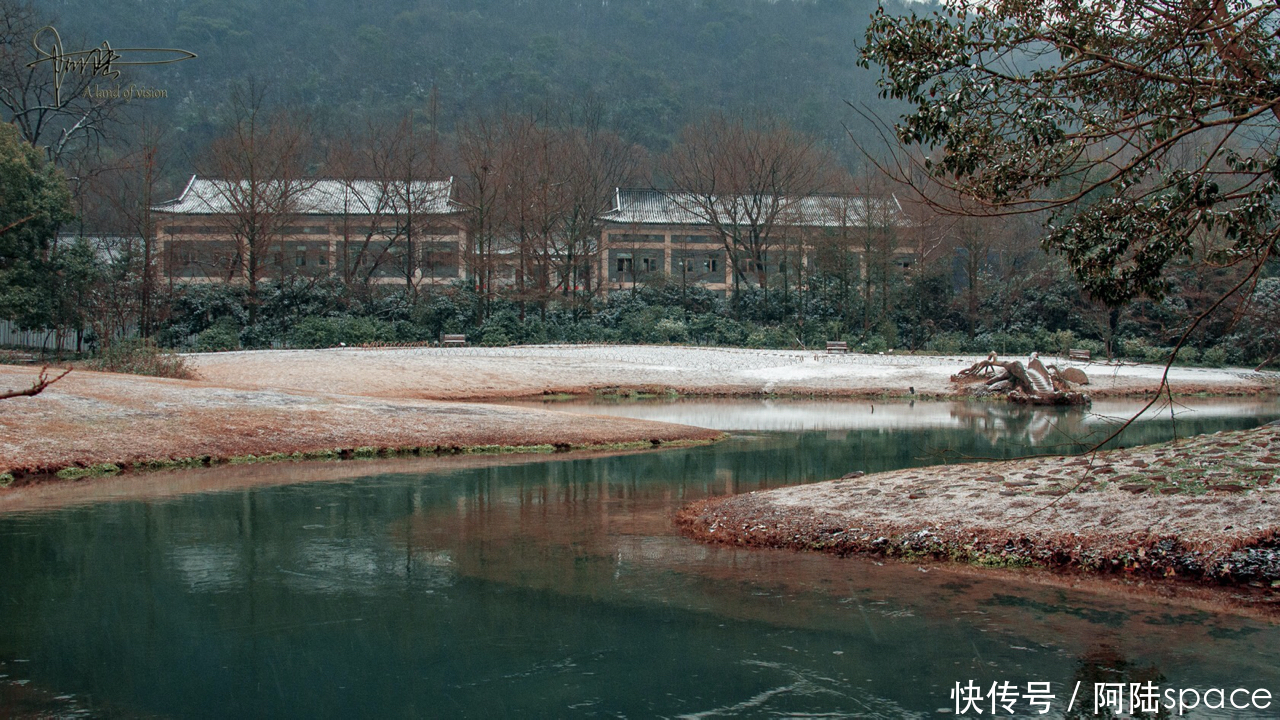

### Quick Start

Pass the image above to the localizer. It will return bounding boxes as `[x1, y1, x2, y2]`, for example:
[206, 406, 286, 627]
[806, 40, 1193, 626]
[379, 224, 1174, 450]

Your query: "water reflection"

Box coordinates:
[513, 396, 1278, 440]
[1, 400, 1278, 717]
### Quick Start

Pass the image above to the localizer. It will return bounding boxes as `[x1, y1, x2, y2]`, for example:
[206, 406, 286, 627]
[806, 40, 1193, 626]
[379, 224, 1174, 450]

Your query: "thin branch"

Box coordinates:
[0, 365, 71, 400]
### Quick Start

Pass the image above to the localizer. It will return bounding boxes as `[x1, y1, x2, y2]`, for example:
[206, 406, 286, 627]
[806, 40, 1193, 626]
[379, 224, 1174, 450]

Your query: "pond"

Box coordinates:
[2, 398, 1278, 718]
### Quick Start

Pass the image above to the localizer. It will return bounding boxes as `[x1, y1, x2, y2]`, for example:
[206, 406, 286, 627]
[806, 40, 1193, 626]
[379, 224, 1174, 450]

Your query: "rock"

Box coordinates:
[1061, 367, 1089, 385]
[840, 470, 866, 479]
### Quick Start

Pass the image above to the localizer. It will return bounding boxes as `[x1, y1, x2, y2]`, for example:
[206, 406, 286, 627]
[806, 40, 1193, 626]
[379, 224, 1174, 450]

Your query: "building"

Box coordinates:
[153, 176, 467, 285]
[154, 179, 909, 296]
[598, 189, 910, 295]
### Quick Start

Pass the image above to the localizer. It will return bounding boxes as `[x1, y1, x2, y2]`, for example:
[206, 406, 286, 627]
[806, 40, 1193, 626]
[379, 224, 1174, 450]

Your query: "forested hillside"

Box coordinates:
[5, 0, 1272, 369]
[46, 0, 908, 158]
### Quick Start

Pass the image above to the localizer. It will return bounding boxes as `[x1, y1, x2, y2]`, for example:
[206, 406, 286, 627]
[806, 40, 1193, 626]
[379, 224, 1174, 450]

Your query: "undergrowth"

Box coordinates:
[83, 340, 194, 379]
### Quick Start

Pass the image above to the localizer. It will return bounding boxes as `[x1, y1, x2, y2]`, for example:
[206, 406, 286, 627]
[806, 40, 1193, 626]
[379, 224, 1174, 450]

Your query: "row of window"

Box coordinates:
[165, 240, 462, 279]
[615, 257, 721, 273]
[612, 233, 718, 245]
[163, 225, 462, 237]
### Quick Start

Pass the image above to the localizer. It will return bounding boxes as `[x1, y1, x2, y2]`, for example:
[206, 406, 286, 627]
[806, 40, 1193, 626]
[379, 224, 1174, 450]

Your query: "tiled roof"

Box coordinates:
[153, 176, 457, 216]
[601, 188, 904, 227]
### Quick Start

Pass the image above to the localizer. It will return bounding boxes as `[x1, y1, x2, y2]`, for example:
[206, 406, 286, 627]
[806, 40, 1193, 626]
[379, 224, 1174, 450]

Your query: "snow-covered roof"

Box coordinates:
[602, 188, 904, 227]
[153, 176, 458, 216]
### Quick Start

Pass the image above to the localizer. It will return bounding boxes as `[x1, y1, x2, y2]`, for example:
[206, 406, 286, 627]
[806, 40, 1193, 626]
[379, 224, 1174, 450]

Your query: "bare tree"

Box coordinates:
[454, 116, 510, 322]
[327, 134, 395, 291]
[493, 114, 551, 318]
[661, 115, 836, 295]
[550, 123, 643, 314]
[198, 85, 315, 324]
[0, 1, 121, 164]
[329, 112, 444, 296]
[457, 113, 644, 320]
[377, 113, 443, 296]
[81, 120, 170, 339]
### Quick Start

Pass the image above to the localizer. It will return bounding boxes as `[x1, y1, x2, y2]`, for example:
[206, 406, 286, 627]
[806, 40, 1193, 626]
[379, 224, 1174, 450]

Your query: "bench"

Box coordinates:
[1068, 348, 1091, 362]
[441, 334, 467, 347]
[825, 341, 848, 354]
[0, 351, 38, 364]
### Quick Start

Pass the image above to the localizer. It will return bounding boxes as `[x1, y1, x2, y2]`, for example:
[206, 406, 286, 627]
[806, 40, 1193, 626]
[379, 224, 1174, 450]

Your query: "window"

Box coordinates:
[706, 258, 719, 272]
[295, 254, 306, 267]
[617, 233, 663, 244]
[681, 258, 695, 273]
[317, 254, 328, 266]
[164, 225, 222, 235]
[421, 244, 459, 277]
[617, 257, 634, 273]
[641, 257, 658, 273]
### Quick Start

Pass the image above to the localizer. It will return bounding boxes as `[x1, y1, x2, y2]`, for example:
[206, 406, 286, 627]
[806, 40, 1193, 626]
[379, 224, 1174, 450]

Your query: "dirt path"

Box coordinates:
[678, 423, 1280, 589]
[0, 365, 721, 482]
[188, 345, 1278, 400]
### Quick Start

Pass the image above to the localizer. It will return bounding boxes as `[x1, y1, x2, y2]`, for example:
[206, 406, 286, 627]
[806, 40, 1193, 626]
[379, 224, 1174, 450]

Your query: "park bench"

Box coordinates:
[0, 351, 37, 364]
[1068, 348, 1091, 362]
[825, 341, 848, 354]
[441, 334, 467, 347]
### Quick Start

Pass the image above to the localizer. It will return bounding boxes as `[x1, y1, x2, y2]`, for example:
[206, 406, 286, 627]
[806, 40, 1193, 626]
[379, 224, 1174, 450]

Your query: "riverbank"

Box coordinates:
[189, 345, 1279, 400]
[0, 365, 722, 485]
[678, 423, 1280, 591]
[3, 344, 1276, 495]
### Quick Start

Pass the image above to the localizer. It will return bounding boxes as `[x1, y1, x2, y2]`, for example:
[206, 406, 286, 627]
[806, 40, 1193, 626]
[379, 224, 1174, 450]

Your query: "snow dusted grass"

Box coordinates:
[680, 423, 1280, 589]
[188, 345, 1280, 401]
[0, 363, 722, 483]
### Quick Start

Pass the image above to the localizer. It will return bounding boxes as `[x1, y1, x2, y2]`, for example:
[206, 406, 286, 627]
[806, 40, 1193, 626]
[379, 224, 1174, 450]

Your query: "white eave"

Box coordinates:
[152, 176, 460, 216]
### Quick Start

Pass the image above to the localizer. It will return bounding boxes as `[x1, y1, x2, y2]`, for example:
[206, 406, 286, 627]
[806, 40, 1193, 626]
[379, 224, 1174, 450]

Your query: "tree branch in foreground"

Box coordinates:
[0, 366, 71, 400]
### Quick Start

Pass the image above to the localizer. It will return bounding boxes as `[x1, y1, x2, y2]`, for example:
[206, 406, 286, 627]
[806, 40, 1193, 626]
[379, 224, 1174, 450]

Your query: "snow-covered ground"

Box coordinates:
[190, 344, 1279, 400]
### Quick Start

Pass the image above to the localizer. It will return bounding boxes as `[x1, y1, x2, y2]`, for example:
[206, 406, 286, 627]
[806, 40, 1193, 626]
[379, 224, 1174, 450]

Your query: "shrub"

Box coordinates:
[289, 316, 395, 348]
[860, 333, 889, 353]
[1048, 329, 1076, 357]
[652, 318, 690, 344]
[687, 314, 748, 346]
[928, 331, 967, 355]
[86, 339, 194, 379]
[1074, 338, 1106, 358]
[1201, 346, 1227, 367]
[194, 318, 241, 352]
[479, 327, 512, 346]
[1120, 338, 1150, 361]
